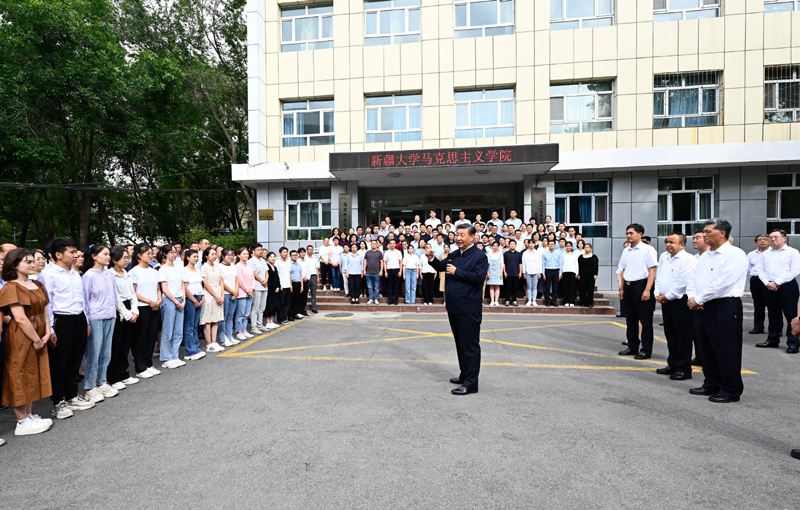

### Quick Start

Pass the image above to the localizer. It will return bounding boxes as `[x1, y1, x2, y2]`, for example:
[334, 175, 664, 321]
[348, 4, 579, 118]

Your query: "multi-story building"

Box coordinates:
[233, 0, 800, 290]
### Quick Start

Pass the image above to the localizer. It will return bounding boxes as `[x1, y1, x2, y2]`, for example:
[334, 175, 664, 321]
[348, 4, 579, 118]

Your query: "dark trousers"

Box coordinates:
[750, 275, 766, 331]
[422, 273, 435, 303]
[505, 275, 519, 303]
[561, 272, 577, 305]
[307, 275, 317, 311]
[448, 312, 482, 388]
[695, 298, 744, 398]
[133, 306, 159, 374]
[387, 269, 400, 303]
[277, 288, 291, 323]
[349, 274, 362, 299]
[765, 279, 800, 347]
[49, 312, 88, 404]
[107, 304, 135, 385]
[623, 279, 656, 355]
[300, 279, 310, 312]
[662, 296, 693, 372]
[544, 269, 560, 305]
[319, 262, 331, 286]
[578, 271, 594, 306]
[289, 282, 303, 318]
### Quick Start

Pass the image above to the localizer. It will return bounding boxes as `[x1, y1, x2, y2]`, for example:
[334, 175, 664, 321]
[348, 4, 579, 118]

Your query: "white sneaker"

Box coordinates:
[526, 300, 532, 306]
[222, 338, 234, 347]
[136, 370, 153, 379]
[147, 366, 161, 376]
[52, 400, 73, 420]
[295, 314, 304, 319]
[69, 395, 95, 411]
[112, 382, 126, 391]
[174, 359, 186, 367]
[162, 360, 179, 369]
[98, 383, 119, 398]
[15, 418, 50, 436]
[30, 414, 54, 428]
[121, 376, 139, 385]
[236, 332, 247, 340]
[85, 388, 105, 403]
[243, 331, 254, 339]
[532, 301, 539, 307]
[186, 351, 206, 360]
[266, 323, 279, 329]
[207, 343, 224, 353]
[230, 336, 242, 344]
[259, 326, 270, 333]
[0, 438, 5, 446]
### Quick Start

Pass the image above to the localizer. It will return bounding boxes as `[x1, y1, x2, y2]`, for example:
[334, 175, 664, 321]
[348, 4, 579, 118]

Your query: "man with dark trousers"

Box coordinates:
[790, 298, 800, 459]
[687, 218, 749, 403]
[747, 234, 769, 334]
[618, 223, 658, 359]
[425, 224, 488, 395]
[756, 229, 800, 353]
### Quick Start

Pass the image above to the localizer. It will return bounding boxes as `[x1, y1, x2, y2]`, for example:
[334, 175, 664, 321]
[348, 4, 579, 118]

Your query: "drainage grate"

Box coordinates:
[325, 313, 354, 318]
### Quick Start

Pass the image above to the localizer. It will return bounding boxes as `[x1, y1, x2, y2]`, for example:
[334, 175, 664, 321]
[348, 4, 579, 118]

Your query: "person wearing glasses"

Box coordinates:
[755, 229, 800, 353]
[617, 224, 658, 360]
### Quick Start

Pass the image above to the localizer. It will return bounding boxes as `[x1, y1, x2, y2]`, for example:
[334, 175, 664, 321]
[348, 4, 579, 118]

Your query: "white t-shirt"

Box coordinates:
[420, 254, 436, 274]
[183, 267, 204, 296]
[403, 253, 421, 271]
[158, 265, 185, 299]
[248, 256, 268, 291]
[383, 249, 403, 270]
[129, 265, 159, 306]
[330, 245, 344, 265]
[319, 245, 332, 264]
[219, 263, 237, 294]
[275, 259, 292, 288]
[425, 218, 442, 228]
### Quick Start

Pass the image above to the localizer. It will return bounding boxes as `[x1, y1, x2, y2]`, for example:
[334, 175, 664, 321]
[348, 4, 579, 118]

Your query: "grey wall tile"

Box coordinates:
[611, 237, 627, 265]
[718, 167, 741, 201]
[740, 167, 767, 200]
[739, 199, 767, 238]
[631, 172, 658, 203]
[717, 200, 741, 238]
[597, 267, 613, 291]
[768, 165, 790, 173]
[592, 236, 612, 264]
[636, 201, 658, 237]
[612, 203, 632, 238]
[658, 168, 679, 177]
[612, 172, 632, 203]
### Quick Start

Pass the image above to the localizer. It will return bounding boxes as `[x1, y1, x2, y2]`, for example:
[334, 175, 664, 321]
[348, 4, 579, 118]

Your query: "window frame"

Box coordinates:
[764, 0, 800, 12]
[553, 180, 610, 238]
[549, 81, 614, 134]
[550, 0, 615, 31]
[365, 93, 423, 143]
[764, 65, 800, 124]
[767, 173, 800, 235]
[653, 0, 720, 22]
[365, 0, 421, 46]
[280, 4, 334, 52]
[453, 0, 515, 39]
[286, 188, 333, 241]
[454, 87, 515, 139]
[653, 72, 721, 129]
[657, 176, 715, 237]
[282, 99, 335, 147]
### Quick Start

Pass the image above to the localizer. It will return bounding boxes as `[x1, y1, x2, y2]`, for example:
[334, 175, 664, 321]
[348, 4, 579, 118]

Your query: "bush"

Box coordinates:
[184, 228, 257, 249]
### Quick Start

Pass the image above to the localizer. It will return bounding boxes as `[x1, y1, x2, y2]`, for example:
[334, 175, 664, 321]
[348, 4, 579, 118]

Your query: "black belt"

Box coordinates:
[704, 297, 740, 307]
[624, 278, 647, 286]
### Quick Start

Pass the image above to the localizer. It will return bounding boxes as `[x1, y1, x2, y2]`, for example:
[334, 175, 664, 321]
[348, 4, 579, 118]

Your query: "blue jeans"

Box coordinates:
[405, 269, 418, 304]
[219, 294, 235, 341]
[526, 274, 539, 301]
[366, 274, 380, 302]
[331, 265, 342, 289]
[183, 295, 203, 356]
[235, 296, 253, 331]
[160, 297, 185, 361]
[85, 318, 115, 389]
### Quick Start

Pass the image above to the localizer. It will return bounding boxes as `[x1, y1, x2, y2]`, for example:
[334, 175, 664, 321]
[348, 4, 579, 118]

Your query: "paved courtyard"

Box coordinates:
[2, 311, 799, 509]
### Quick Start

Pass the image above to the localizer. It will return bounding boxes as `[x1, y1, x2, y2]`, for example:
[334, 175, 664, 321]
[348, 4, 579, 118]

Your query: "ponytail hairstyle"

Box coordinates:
[132, 243, 151, 267]
[156, 244, 174, 265]
[81, 244, 110, 274]
[202, 246, 215, 265]
[220, 247, 234, 264]
[183, 249, 198, 266]
[109, 245, 128, 269]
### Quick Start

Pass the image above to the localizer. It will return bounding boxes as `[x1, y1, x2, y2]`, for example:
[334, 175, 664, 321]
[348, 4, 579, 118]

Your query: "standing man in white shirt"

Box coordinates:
[425, 210, 442, 229]
[756, 229, 800, 353]
[318, 238, 332, 290]
[248, 245, 269, 333]
[617, 224, 659, 359]
[689, 230, 711, 365]
[275, 247, 293, 325]
[305, 245, 319, 314]
[747, 234, 770, 335]
[654, 233, 697, 380]
[410, 215, 422, 233]
[487, 211, 504, 230]
[505, 210, 522, 231]
[687, 218, 749, 403]
[454, 211, 472, 227]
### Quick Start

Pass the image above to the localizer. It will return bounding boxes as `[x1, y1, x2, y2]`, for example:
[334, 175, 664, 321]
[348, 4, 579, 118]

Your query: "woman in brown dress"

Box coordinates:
[0, 248, 54, 436]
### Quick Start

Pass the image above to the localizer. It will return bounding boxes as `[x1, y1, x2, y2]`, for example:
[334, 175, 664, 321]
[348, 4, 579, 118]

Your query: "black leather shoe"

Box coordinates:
[788, 346, 799, 354]
[670, 371, 692, 380]
[748, 328, 765, 334]
[756, 340, 780, 348]
[621, 341, 628, 345]
[791, 449, 800, 460]
[689, 387, 717, 396]
[656, 366, 677, 375]
[616, 314, 626, 318]
[618, 347, 638, 356]
[449, 378, 463, 385]
[451, 386, 478, 395]
[634, 352, 651, 360]
[691, 357, 701, 366]
[709, 394, 740, 403]
[301, 311, 309, 316]
[311, 309, 318, 314]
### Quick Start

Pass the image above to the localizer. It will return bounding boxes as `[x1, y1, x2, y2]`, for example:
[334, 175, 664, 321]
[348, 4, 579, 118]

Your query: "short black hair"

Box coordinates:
[48, 237, 77, 262]
[298, 247, 306, 253]
[456, 224, 476, 236]
[626, 223, 645, 235]
[704, 218, 732, 239]
[769, 228, 787, 238]
[754, 234, 768, 242]
[279, 246, 288, 253]
[290, 250, 298, 255]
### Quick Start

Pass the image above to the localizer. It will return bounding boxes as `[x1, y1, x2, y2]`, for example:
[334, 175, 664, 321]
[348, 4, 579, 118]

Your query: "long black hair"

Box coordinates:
[156, 244, 174, 265]
[132, 243, 151, 267]
[81, 244, 110, 274]
[183, 249, 198, 266]
[201, 247, 215, 265]
[108, 245, 128, 269]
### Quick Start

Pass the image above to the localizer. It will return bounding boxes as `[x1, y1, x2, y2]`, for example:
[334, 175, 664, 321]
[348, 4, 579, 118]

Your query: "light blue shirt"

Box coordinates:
[345, 252, 364, 274]
[542, 249, 563, 273]
[430, 241, 445, 258]
[290, 261, 303, 282]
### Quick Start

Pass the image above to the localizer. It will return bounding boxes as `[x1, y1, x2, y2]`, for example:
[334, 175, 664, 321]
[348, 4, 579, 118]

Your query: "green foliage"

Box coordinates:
[183, 228, 256, 250]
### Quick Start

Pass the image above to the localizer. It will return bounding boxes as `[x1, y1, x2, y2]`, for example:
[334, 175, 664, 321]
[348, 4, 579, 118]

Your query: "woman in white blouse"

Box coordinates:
[560, 241, 581, 307]
[129, 243, 162, 379]
[522, 240, 543, 307]
[107, 246, 140, 390]
[182, 249, 206, 360]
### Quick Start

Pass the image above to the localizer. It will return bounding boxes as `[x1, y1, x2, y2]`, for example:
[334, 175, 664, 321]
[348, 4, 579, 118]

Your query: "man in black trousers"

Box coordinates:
[618, 224, 658, 359]
[747, 234, 769, 334]
[425, 224, 488, 395]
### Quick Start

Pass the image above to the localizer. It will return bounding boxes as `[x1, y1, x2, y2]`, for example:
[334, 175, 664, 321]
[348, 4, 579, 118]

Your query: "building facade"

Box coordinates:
[233, 0, 800, 290]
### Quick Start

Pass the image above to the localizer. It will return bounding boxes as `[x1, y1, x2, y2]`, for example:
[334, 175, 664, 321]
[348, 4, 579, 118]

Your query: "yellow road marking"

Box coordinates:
[217, 321, 298, 357]
[229, 334, 436, 356]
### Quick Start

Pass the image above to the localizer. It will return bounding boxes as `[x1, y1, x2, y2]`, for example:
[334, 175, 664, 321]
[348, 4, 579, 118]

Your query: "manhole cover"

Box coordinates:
[325, 312, 353, 318]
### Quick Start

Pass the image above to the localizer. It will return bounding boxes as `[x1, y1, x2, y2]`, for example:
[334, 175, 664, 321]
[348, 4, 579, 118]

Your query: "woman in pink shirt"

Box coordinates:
[234, 247, 255, 340]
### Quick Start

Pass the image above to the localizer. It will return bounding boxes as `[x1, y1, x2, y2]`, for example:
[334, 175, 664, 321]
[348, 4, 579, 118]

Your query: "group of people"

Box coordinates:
[315, 210, 599, 307]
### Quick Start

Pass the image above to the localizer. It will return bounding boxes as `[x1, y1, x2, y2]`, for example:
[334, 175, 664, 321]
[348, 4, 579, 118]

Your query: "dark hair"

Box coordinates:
[266, 251, 276, 260]
[509, 240, 516, 245]
[220, 248, 234, 262]
[201, 247, 215, 265]
[769, 228, 787, 238]
[704, 218, 732, 239]
[492, 241, 499, 247]
[279, 246, 288, 254]
[626, 223, 645, 235]
[289, 250, 298, 256]
[585, 243, 592, 249]
[694, 230, 705, 236]
[298, 247, 306, 254]
[668, 232, 688, 245]
[754, 234, 768, 242]
[548, 239, 556, 245]
[456, 224, 476, 236]
[1, 248, 34, 281]
[642, 236, 651, 243]
[33, 248, 46, 260]
[198, 237, 209, 245]
[183, 249, 199, 265]
[109, 245, 128, 269]
[81, 244, 110, 274]
[156, 243, 174, 265]
[132, 243, 151, 267]
[48, 237, 77, 262]
[237, 246, 250, 258]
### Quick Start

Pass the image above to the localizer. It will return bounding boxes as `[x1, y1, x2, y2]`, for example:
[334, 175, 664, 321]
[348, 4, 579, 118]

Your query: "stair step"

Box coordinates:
[312, 296, 611, 306]
[314, 304, 616, 315]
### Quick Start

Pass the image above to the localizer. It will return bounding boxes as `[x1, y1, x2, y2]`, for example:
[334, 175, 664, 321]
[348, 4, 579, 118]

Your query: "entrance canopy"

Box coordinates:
[329, 144, 559, 187]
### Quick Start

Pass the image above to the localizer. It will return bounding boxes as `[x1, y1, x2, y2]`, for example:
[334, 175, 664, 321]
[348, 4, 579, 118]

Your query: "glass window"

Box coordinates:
[365, 0, 421, 46]
[281, 4, 333, 52]
[765, 65, 800, 124]
[550, 81, 614, 133]
[366, 93, 423, 143]
[653, 72, 720, 129]
[454, 0, 514, 39]
[282, 99, 335, 147]
[286, 188, 333, 240]
[767, 173, 800, 234]
[554, 180, 609, 237]
[653, 0, 719, 21]
[657, 176, 714, 236]
[763, 0, 798, 11]
[455, 88, 515, 138]
[551, 0, 614, 30]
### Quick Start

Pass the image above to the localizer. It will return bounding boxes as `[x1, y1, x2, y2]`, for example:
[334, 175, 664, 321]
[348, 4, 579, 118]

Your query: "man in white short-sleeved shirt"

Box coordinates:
[618, 223, 658, 359]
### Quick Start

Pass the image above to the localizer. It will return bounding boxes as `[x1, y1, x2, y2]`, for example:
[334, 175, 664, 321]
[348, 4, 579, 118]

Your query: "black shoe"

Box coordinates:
[449, 378, 463, 385]
[788, 346, 799, 354]
[616, 314, 626, 318]
[756, 340, 780, 348]
[691, 357, 701, 366]
[791, 449, 800, 460]
[512, 301, 518, 307]
[689, 387, 717, 396]
[658, 322, 664, 326]
[301, 311, 309, 316]
[709, 394, 740, 403]
[619, 347, 638, 356]
[634, 352, 651, 360]
[505, 301, 510, 306]
[656, 366, 677, 375]
[621, 341, 628, 345]
[311, 309, 318, 314]
[451, 386, 478, 395]
[670, 371, 692, 380]
[749, 328, 765, 334]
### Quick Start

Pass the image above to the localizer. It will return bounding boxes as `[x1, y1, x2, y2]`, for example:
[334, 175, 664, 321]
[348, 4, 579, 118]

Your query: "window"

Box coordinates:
[366, 93, 422, 143]
[764, 0, 800, 11]
[455, 88, 514, 139]
[365, 0, 421, 46]
[550, 0, 614, 31]
[554, 180, 609, 237]
[657, 176, 714, 237]
[286, 188, 332, 241]
[767, 173, 800, 234]
[281, 4, 333, 52]
[653, 0, 719, 22]
[454, 0, 514, 39]
[282, 99, 335, 147]
[653, 72, 720, 128]
[550, 82, 613, 133]
[765, 65, 800, 123]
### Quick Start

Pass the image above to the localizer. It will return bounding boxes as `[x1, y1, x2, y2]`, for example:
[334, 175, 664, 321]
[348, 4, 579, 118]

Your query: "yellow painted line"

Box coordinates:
[322, 317, 613, 323]
[217, 321, 299, 357]
[229, 334, 436, 356]
[483, 338, 611, 358]
[483, 320, 611, 333]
